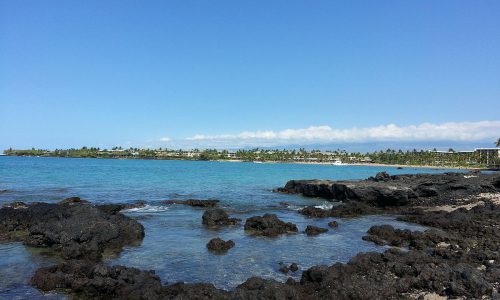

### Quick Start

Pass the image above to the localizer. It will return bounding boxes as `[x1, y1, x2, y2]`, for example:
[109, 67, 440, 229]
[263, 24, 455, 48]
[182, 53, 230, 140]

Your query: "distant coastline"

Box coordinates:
[3, 146, 499, 169]
[1, 154, 486, 171]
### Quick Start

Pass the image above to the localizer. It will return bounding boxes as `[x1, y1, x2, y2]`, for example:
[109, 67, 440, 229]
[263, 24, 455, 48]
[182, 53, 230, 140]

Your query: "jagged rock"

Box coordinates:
[278, 263, 289, 274]
[97, 200, 147, 215]
[328, 221, 338, 228]
[299, 202, 382, 218]
[304, 225, 328, 236]
[277, 172, 500, 208]
[299, 206, 333, 218]
[371, 171, 391, 181]
[58, 197, 90, 205]
[244, 214, 298, 236]
[202, 208, 241, 226]
[163, 199, 219, 208]
[31, 260, 230, 300]
[206, 238, 235, 252]
[289, 263, 299, 272]
[2, 201, 29, 209]
[233, 277, 300, 300]
[0, 202, 144, 260]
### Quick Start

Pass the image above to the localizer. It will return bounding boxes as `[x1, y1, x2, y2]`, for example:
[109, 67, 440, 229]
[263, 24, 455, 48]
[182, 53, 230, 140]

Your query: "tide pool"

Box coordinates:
[0, 156, 460, 298]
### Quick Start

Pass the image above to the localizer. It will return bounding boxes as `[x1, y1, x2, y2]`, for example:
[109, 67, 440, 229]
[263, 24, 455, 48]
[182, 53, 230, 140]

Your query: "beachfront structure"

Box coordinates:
[475, 148, 500, 166]
[227, 151, 237, 158]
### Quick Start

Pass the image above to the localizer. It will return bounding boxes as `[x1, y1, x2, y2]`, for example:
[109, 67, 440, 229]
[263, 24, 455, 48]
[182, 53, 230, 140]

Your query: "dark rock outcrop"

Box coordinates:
[2, 201, 29, 209]
[163, 199, 220, 208]
[328, 221, 338, 228]
[31, 260, 230, 300]
[299, 202, 382, 218]
[244, 214, 298, 236]
[28, 173, 500, 299]
[277, 172, 500, 208]
[233, 277, 300, 300]
[278, 262, 289, 274]
[58, 197, 90, 205]
[0, 202, 144, 260]
[206, 238, 235, 252]
[202, 208, 241, 226]
[30, 203, 500, 299]
[304, 225, 328, 236]
[96, 200, 147, 215]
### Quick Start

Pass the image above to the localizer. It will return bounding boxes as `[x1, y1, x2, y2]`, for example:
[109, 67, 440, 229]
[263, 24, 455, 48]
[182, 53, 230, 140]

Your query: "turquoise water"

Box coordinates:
[0, 156, 459, 298]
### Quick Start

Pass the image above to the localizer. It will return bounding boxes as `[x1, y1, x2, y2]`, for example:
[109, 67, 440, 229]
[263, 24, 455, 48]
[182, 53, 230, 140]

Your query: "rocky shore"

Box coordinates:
[1, 172, 499, 299]
[0, 199, 144, 260]
[278, 171, 500, 218]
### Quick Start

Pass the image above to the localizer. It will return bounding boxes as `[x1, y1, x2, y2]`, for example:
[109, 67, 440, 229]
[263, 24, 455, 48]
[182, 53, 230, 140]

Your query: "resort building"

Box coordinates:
[475, 148, 500, 166]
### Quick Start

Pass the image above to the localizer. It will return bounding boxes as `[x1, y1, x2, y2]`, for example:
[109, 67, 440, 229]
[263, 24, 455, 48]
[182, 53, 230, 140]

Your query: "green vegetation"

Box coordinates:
[3, 146, 499, 168]
[496, 138, 500, 147]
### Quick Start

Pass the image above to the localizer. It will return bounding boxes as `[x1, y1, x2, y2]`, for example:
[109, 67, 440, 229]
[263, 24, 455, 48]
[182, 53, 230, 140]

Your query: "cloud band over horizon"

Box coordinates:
[163, 121, 500, 148]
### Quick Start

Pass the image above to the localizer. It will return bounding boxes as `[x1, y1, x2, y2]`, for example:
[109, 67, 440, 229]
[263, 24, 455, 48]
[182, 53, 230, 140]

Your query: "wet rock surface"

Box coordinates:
[327, 221, 338, 228]
[244, 214, 298, 236]
[304, 225, 328, 236]
[0, 202, 144, 260]
[58, 196, 90, 205]
[206, 238, 235, 252]
[28, 197, 500, 299]
[96, 200, 147, 214]
[202, 208, 241, 226]
[31, 260, 231, 300]
[163, 199, 220, 208]
[287, 172, 500, 219]
[17, 172, 500, 299]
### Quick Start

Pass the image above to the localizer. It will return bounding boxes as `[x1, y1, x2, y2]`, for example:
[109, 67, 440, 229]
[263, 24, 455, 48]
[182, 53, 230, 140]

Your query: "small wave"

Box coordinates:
[122, 204, 170, 213]
[314, 203, 334, 210]
[288, 205, 302, 211]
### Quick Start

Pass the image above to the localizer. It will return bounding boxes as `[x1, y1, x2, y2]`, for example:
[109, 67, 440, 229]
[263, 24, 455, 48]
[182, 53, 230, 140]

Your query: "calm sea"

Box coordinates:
[0, 156, 459, 298]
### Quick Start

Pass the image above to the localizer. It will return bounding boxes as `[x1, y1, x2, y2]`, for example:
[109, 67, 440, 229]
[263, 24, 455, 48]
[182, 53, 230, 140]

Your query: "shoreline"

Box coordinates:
[3, 172, 498, 299]
[222, 159, 480, 170]
[3, 155, 483, 171]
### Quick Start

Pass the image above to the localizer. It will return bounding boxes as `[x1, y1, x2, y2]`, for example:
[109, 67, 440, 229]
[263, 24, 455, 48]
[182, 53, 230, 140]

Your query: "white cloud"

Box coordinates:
[159, 137, 172, 142]
[184, 121, 500, 147]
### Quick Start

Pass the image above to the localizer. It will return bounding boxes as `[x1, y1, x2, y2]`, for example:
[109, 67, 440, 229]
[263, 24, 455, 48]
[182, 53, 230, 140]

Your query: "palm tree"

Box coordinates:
[496, 138, 500, 147]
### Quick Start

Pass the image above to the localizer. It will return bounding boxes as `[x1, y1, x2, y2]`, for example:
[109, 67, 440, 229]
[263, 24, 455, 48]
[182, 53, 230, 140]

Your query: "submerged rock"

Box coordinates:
[202, 208, 241, 226]
[328, 221, 338, 228]
[206, 238, 235, 252]
[163, 199, 220, 208]
[244, 214, 298, 236]
[278, 262, 289, 274]
[0, 202, 144, 260]
[304, 225, 328, 236]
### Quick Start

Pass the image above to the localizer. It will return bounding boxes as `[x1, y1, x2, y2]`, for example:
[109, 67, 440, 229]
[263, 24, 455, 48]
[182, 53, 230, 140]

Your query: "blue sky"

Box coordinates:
[1, 1, 499, 150]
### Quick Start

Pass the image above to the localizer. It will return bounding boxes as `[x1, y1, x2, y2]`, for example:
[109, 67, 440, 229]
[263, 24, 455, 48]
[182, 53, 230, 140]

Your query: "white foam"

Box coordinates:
[314, 203, 334, 210]
[122, 204, 169, 213]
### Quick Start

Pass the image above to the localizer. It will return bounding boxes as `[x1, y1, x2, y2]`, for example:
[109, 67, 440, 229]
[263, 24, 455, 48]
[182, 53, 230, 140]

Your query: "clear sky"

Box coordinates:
[1, 1, 499, 150]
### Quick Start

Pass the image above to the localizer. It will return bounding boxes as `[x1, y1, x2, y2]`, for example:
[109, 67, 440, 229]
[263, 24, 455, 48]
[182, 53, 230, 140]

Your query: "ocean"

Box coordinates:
[0, 156, 459, 298]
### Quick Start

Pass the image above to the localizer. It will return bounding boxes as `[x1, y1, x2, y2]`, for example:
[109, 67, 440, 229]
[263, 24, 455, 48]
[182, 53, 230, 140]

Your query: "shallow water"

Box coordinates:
[0, 156, 460, 297]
